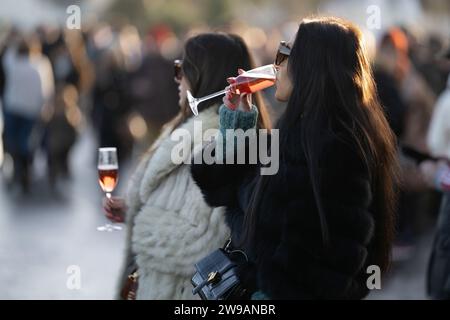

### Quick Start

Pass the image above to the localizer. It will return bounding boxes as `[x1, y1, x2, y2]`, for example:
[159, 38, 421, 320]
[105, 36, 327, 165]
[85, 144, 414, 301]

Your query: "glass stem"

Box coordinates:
[106, 192, 111, 199]
[197, 89, 228, 104]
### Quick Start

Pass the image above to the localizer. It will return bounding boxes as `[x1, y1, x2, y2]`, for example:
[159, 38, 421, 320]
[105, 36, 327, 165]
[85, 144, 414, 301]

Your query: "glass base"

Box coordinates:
[97, 223, 122, 232]
[186, 90, 199, 116]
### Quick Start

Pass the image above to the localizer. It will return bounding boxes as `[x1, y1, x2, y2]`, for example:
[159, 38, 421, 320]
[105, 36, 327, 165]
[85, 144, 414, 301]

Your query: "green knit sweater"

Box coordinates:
[219, 104, 259, 135]
[218, 104, 271, 300]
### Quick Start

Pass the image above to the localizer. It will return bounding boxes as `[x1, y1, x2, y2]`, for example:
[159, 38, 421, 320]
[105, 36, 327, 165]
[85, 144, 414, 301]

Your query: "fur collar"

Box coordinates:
[138, 105, 219, 202]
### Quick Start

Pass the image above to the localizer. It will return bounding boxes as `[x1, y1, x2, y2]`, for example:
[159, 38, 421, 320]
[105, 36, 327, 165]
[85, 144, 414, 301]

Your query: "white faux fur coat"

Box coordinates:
[120, 105, 229, 299]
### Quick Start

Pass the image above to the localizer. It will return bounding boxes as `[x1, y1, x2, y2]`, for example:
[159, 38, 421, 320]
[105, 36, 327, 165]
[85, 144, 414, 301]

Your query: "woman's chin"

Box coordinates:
[275, 90, 287, 102]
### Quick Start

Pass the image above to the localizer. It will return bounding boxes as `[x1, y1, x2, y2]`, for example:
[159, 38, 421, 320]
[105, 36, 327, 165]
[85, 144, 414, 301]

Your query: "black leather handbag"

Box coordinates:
[191, 239, 249, 300]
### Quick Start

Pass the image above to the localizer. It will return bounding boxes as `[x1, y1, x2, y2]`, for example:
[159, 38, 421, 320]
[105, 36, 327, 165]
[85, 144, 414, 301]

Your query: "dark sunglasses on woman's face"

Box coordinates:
[275, 41, 291, 66]
[174, 59, 183, 81]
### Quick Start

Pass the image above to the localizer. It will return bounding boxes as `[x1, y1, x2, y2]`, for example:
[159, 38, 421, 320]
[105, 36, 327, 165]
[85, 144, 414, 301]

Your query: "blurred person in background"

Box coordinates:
[0, 30, 9, 103]
[405, 29, 450, 97]
[192, 17, 398, 299]
[125, 26, 180, 152]
[0, 27, 20, 177]
[373, 33, 408, 139]
[0, 101, 3, 169]
[36, 26, 94, 108]
[92, 31, 134, 165]
[421, 50, 450, 299]
[2, 34, 54, 193]
[46, 84, 81, 189]
[375, 28, 437, 260]
[65, 30, 95, 112]
[103, 33, 271, 300]
[0, 32, 7, 170]
[380, 28, 436, 158]
[42, 29, 92, 188]
[45, 29, 80, 88]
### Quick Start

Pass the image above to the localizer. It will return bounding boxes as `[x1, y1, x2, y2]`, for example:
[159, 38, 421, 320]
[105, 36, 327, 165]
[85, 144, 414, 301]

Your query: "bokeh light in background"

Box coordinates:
[1, 0, 448, 71]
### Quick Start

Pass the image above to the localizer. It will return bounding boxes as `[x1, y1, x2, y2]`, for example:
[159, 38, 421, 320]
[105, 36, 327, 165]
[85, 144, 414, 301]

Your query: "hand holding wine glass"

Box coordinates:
[223, 69, 253, 112]
[103, 196, 126, 223]
[97, 147, 122, 232]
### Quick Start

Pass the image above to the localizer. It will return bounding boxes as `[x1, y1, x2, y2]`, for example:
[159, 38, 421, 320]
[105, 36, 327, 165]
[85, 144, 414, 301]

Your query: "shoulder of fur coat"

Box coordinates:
[125, 106, 220, 213]
[124, 105, 229, 277]
[129, 105, 220, 204]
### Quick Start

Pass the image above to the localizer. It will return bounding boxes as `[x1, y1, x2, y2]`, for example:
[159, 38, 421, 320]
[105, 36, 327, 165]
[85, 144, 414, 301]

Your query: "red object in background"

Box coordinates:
[147, 24, 173, 46]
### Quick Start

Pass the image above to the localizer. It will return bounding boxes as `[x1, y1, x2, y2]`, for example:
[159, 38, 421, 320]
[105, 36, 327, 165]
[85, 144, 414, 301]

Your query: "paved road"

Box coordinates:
[0, 127, 436, 300]
[367, 232, 433, 300]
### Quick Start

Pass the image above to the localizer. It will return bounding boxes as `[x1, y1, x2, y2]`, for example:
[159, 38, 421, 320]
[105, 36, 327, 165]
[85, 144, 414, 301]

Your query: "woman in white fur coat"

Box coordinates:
[103, 33, 271, 300]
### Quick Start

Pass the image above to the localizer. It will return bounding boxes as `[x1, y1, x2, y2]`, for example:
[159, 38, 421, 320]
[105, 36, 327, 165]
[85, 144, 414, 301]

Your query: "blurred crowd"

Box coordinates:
[372, 27, 450, 263]
[0, 19, 449, 280]
[0, 20, 298, 194]
[0, 23, 182, 193]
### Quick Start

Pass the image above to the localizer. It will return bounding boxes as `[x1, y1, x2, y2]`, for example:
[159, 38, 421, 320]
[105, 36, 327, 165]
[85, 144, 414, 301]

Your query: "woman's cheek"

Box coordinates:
[275, 85, 286, 102]
[274, 71, 290, 102]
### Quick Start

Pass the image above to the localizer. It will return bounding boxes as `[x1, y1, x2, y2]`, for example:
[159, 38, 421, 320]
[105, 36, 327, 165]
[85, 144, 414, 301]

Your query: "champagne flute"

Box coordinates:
[187, 64, 277, 116]
[97, 147, 122, 232]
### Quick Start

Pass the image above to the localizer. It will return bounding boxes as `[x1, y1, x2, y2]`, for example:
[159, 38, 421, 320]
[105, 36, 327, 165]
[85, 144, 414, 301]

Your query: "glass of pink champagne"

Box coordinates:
[97, 147, 122, 232]
[187, 64, 277, 116]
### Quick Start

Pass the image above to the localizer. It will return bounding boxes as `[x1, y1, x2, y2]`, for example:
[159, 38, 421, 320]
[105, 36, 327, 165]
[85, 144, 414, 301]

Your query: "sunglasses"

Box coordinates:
[174, 59, 183, 81]
[274, 41, 291, 66]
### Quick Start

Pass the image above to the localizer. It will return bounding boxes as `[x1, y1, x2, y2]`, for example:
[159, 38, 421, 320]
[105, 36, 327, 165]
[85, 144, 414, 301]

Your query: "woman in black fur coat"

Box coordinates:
[191, 17, 399, 300]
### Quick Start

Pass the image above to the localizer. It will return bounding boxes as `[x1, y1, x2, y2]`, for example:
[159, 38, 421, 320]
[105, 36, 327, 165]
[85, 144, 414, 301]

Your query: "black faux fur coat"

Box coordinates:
[191, 125, 377, 300]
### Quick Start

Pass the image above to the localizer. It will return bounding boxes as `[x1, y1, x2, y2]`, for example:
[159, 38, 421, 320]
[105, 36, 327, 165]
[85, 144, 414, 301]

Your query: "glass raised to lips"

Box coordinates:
[187, 64, 277, 116]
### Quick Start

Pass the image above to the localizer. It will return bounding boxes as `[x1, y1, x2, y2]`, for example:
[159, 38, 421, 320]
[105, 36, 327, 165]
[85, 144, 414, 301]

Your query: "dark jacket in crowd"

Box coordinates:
[191, 106, 376, 300]
[427, 193, 450, 299]
[374, 68, 407, 138]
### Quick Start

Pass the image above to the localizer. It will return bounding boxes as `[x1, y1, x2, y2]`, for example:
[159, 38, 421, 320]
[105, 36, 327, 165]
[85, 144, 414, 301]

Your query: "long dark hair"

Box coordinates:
[243, 17, 398, 273]
[169, 33, 271, 130]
